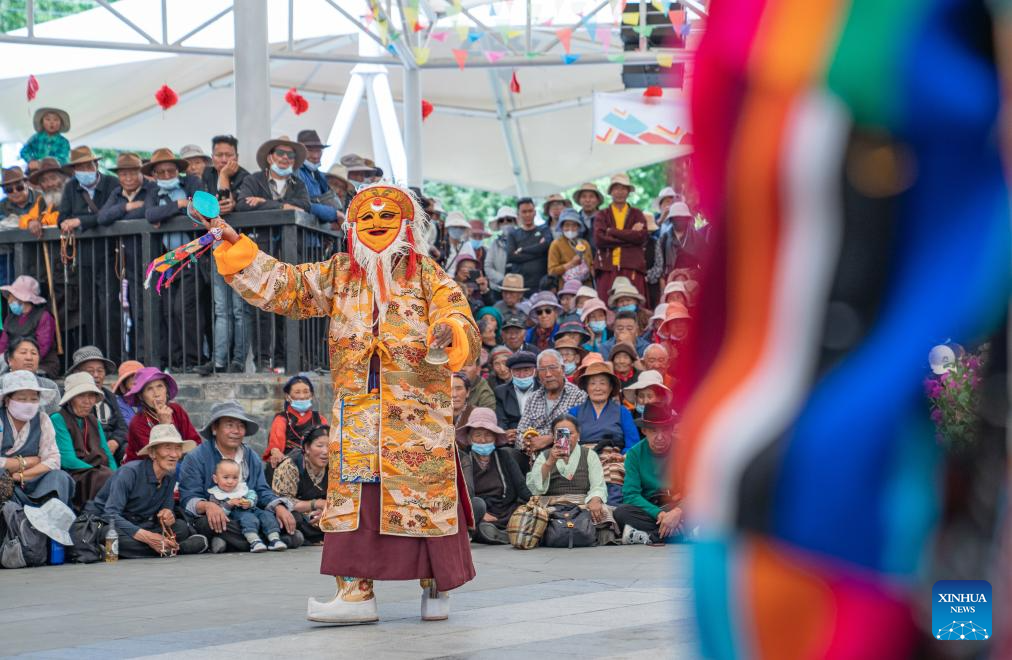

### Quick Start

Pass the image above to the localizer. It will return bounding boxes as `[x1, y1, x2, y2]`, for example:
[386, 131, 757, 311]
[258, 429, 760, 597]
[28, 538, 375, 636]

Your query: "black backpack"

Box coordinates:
[68, 513, 107, 564]
[0, 501, 49, 568]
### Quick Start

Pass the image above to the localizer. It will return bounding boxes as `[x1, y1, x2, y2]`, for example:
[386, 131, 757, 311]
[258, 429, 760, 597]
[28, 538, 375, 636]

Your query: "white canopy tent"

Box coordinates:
[0, 0, 699, 196]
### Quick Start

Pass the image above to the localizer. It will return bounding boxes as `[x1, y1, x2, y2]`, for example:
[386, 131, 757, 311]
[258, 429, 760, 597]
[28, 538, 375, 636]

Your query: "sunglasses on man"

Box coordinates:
[273, 148, 297, 160]
[2, 183, 26, 194]
[534, 308, 555, 316]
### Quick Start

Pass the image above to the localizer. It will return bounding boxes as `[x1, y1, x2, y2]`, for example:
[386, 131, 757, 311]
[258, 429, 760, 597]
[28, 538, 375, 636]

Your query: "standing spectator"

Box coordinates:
[569, 361, 639, 451]
[467, 220, 490, 267]
[656, 199, 706, 272]
[542, 193, 567, 237]
[506, 198, 552, 290]
[515, 349, 588, 459]
[0, 276, 58, 377]
[325, 164, 353, 209]
[593, 174, 648, 300]
[20, 107, 71, 164]
[296, 129, 343, 225]
[615, 404, 683, 544]
[65, 346, 128, 464]
[52, 372, 118, 509]
[58, 146, 117, 235]
[501, 312, 539, 355]
[201, 135, 249, 214]
[494, 350, 540, 434]
[443, 211, 471, 267]
[525, 291, 562, 351]
[19, 158, 65, 236]
[237, 136, 312, 213]
[179, 144, 212, 180]
[493, 274, 527, 318]
[112, 360, 144, 426]
[572, 182, 604, 248]
[548, 209, 593, 285]
[263, 374, 327, 470]
[98, 152, 153, 225]
[339, 153, 383, 187]
[484, 206, 517, 293]
[123, 367, 201, 463]
[1, 167, 35, 220]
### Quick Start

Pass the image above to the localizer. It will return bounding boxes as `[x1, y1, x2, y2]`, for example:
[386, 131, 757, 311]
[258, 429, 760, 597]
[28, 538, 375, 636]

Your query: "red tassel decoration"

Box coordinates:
[155, 84, 179, 111]
[26, 75, 39, 102]
[404, 225, 418, 281]
[346, 230, 362, 280]
[421, 99, 434, 121]
[285, 87, 310, 115]
[509, 70, 521, 94]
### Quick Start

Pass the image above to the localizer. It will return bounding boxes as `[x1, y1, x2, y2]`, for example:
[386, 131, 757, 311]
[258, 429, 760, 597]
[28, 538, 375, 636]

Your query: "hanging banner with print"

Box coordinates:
[593, 90, 692, 146]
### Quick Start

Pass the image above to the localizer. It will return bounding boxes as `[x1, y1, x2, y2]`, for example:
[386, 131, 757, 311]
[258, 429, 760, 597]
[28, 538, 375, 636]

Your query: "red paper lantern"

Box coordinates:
[154, 84, 179, 111]
[643, 85, 663, 99]
[285, 87, 310, 116]
[510, 71, 521, 94]
[26, 75, 39, 102]
[421, 99, 434, 121]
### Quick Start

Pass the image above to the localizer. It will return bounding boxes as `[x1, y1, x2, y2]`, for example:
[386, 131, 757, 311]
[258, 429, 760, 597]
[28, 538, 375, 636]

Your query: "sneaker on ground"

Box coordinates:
[250, 540, 268, 553]
[268, 539, 288, 551]
[210, 537, 227, 554]
[621, 526, 652, 545]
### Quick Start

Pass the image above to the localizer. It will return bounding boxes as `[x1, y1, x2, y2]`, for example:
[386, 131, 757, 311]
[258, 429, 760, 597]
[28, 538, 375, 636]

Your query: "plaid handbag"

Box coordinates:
[507, 496, 549, 550]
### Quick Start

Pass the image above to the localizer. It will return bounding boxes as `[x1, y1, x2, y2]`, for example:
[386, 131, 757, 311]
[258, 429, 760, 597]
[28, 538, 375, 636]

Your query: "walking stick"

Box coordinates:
[40, 240, 64, 355]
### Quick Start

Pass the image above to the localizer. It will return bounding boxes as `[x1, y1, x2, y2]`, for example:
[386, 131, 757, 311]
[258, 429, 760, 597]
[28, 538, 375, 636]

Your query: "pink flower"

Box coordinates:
[930, 408, 943, 423]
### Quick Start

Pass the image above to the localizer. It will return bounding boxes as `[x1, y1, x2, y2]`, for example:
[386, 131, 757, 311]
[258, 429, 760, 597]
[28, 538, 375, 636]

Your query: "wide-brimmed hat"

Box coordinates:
[500, 273, 528, 293]
[623, 370, 671, 404]
[557, 279, 582, 298]
[668, 200, 693, 219]
[654, 186, 677, 212]
[506, 350, 537, 370]
[608, 342, 639, 364]
[59, 372, 103, 406]
[575, 286, 598, 301]
[141, 148, 189, 176]
[0, 275, 45, 305]
[553, 334, 588, 358]
[65, 345, 115, 378]
[2, 167, 25, 187]
[573, 352, 604, 381]
[527, 291, 562, 318]
[650, 303, 669, 323]
[113, 360, 144, 394]
[64, 146, 100, 170]
[179, 144, 211, 163]
[0, 370, 57, 407]
[456, 407, 506, 447]
[123, 367, 179, 407]
[542, 193, 566, 217]
[200, 400, 260, 440]
[109, 152, 144, 172]
[659, 302, 691, 336]
[501, 311, 527, 330]
[557, 208, 584, 233]
[138, 423, 197, 457]
[325, 163, 350, 186]
[340, 153, 383, 176]
[663, 281, 688, 299]
[572, 182, 604, 207]
[256, 135, 307, 171]
[449, 243, 481, 276]
[468, 219, 490, 238]
[555, 319, 591, 342]
[33, 107, 70, 133]
[578, 361, 621, 396]
[297, 129, 330, 149]
[494, 206, 517, 222]
[607, 173, 635, 194]
[608, 281, 646, 307]
[23, 499, 75, 546]
[636, 403, 676, 428]
[580, 298, 615, 326]
[28, 158, 65, 185]
[445, 211, 470, 229]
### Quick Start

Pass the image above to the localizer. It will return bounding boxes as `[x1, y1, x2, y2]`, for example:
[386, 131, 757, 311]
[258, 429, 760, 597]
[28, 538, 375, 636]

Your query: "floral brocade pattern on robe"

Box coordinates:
[225, 250, 479, 537]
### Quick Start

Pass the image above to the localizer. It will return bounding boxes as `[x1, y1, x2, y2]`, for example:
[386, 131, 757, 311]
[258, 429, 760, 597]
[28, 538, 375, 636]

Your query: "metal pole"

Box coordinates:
[365, 75, 393, 179]
[26, 0, 34, 37]
[639, 1, 647, 52]
[403, 66, 423, 187]
[488, 71, 528, 196]
[233, 0, 271, 172]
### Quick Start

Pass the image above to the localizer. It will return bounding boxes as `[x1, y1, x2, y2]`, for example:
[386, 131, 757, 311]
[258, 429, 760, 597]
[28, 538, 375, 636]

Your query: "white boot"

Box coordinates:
[420, 578, 450, 621]
[307, 577, 379, 624]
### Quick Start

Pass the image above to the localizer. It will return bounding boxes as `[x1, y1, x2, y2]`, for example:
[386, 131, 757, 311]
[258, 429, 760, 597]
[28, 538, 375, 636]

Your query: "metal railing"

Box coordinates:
[0, 210, 344, 376]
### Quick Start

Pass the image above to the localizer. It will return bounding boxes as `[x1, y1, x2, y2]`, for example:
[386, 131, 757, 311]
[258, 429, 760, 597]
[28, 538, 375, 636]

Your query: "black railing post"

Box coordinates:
[141, 231, 159, 368]
[281, 222, 300, 374]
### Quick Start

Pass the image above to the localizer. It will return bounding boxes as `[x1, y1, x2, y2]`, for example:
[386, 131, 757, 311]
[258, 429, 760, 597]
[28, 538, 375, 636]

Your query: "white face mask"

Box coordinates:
[563, 230, 579, 240]
[7, 399, 40, 421]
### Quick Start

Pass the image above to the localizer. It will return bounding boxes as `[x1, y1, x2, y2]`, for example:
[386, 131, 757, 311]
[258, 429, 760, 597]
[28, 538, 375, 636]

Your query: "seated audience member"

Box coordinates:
[58, 147, 116, 235]
[640, 344, 671, 381]
[643, 306, 668, 346]
[494, 350, 539, 436]
[179, 144, 211, 180]
[525, 291, 562, 351]
[570, 362, 639, 451]
[594, 436, 626, 506]
[525, 415, 617, 544]
[574, 285, 599, 312]
[65, 346, 128, 463]
[19, 158, 66, 237]
[662, 280, 690, 308]
[553, 335, 587, 382]
[501, 312, 539, 355]
[112, 360, 144, 425]
[658, 302, 692, 346]
[325, 164, 352, 208]
[123, 367, 201, 463]
[486, 346, 513, 390]
[97, 152, 152, 226]
[461, 362, 495, 411]
[84, 424, 208, 557]
[573, 352, 605, 381]
[296, 130, 343, 225]
[271, 424, 329, 545]
[493, 274, 527, 318]
[452, 372, 475, 433]
[609, 343, 641, 393]
[547, 209, 593, 284]
[207, 458, 288, 552]
[515, 350, 588, 467]
[623, 370, 672, 421]
[179, 401, 302, 553]
[475, 307, 502, 352]
[600, 311, 649, 360]
[556, 280, 583, 325]
[1, 167, 36, 220]
[0, 370, 73, 506]
[0, 276, 58, 377]
[615, 404, 684, 544]
[237, 136, 311, 213]
[608, 277, 652, 330]
[264, 374, 327, 470]
[52, 372, 118, 509]
[580, 299, 613, 354]
[3, 338, 60, 412]
[457, 408, 530, 544]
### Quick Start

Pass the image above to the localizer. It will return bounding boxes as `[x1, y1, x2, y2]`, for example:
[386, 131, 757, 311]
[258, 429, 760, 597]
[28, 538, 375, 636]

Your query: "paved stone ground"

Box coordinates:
[1, 543, 698, 659]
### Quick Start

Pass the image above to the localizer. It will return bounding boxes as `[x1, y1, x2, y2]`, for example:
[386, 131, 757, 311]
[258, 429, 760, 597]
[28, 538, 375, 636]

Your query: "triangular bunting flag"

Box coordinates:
[584, 21, 597, 42]
[669, 8, 685, 31]
[449, 0, 462, 15]
[556, 27, 573, 53]
[489, 3, 496, 15]
[595, 26, 612, 50]
[606, 53, 625, 63]
[621, 12, 639, 26]
[651, 0, 668, 12]
[508, 30, 524, 39]
[525, 51, 538, 60]
[413, 47, 430, 65]
[562, 53, 580, 64]
[404, 7, 418, 28]
[656, 53, 673, 67]
[467, 31, 484, 43]
[431, 30, 449, 42]
[484, 50, 506, 64]
[632, 25, 655, 37]
[452, 49, 469, 70]
[456, 24, 470, 43]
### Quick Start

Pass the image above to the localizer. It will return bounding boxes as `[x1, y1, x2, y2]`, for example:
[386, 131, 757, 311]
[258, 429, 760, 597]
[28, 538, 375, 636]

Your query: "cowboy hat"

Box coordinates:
[572, 182, 604, 207]
[607, 281, 646, 307]
[340, 153, 383, 176]
[179, 144, 211, 163]
[0, 370, 58, 407]
[542, 193, 566, 217]
[32, 107, 70, 133]
[455, 407, 507, 447]
[28, 158, 65, 185]
[112, 360, 144, 394]
[65, 345, 116, 378]
[256, 135, 307, 171]
[607, 173, 635, 194]
[623, 370, 671, 404]
[59, 372, 103, 407]
[123, 367, 179, 407]
[64, 146, 100, 170]
[325, 163, 350, 186]
[1, 167, 25, 187]
[578, 361, 621, 396]
[109, 152, 144, 172]
[296, 129, 330, 149]
[444, 211, 470, 229]
[138, 423, 197, 457]
[580, 298, 615, 326]
[500, 273, 528, 293]
[200, 400, 260, 440]
[636, 402, 676, 428]
[0, 275, 45, 305]
[141, 148, 189, 176]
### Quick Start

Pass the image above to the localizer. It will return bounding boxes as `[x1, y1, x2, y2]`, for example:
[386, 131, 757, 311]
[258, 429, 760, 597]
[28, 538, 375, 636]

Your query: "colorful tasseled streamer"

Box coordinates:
[144, 232, 218, 293]
[679, 0, 1011, 657]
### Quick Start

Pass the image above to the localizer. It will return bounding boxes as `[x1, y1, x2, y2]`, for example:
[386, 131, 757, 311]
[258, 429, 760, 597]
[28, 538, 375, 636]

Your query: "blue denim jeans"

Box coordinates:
[211, 266, 249, 367]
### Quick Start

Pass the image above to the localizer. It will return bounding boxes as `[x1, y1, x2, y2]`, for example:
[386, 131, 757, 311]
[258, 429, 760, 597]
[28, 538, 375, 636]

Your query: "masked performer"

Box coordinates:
[196, 183, 479, 625]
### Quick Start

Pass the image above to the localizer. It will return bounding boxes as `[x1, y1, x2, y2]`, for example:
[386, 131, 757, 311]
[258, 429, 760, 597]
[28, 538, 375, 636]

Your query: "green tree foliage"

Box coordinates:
[0, 0, 99, 32]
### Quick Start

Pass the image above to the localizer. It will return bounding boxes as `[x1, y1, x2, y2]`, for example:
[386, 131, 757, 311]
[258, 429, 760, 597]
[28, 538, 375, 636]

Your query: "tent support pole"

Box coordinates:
[320, 74, 366, 170]
[488, 70, 528, 196]
[403, 66, 424, 187]
[233, 0, 271, 172]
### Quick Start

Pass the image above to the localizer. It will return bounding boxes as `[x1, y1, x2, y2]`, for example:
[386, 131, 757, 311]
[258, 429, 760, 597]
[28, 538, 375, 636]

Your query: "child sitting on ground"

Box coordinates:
[207, 459, 287, 553]
[20, 108, 71, 164]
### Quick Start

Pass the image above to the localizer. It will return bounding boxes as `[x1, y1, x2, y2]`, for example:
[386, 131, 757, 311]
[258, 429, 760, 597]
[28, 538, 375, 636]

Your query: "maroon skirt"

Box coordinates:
[320, 483, 476, 591]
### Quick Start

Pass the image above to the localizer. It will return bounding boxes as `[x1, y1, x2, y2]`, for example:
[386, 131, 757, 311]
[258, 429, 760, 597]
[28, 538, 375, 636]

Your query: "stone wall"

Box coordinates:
[172, 372, 335, 455]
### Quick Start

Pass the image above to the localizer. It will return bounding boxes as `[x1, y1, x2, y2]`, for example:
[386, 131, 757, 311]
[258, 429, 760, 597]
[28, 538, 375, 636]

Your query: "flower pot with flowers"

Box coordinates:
[924, 344, 987, 453]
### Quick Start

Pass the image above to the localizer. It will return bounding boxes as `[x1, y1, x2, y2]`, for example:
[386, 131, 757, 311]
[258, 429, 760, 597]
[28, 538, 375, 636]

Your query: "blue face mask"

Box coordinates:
[589, 320, 607, 334]
[471, 442, 495, 456]
[564, 361, 576, 375]
[270, 163, 293, 177]
[513, 375, 534, 391]
[469, 239, 484, 250]
[289, 399, 312, 413]
[156, 177, 180, 190]
[616, 304, 638, 314]
[304, 160, 319, 171]
[75, 171, 97, 187]
[448, 227, 467, 241]
[8, 301, 23, 316]
[635, 404, 645, 415]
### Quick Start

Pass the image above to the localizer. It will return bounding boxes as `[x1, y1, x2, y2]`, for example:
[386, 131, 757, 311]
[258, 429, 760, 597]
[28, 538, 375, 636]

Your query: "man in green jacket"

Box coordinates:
[616, 404, 683, 544]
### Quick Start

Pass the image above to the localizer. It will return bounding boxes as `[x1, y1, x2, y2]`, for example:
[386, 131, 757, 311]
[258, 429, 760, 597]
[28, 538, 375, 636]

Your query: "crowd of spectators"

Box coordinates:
[0, 104, 704, 559]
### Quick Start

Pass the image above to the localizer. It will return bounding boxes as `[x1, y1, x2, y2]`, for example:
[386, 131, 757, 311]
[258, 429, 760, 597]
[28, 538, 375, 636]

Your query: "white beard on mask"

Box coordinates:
[351, 224, 412, 318]
[42, 190, 63, 208]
